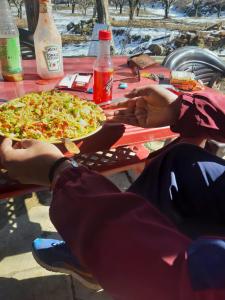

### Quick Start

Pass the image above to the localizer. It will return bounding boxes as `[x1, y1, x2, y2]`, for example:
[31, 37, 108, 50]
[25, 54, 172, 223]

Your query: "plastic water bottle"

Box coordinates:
[34, 0, 64, 79]
[93, 30, 113, 104]
[0, 0, 23, 81]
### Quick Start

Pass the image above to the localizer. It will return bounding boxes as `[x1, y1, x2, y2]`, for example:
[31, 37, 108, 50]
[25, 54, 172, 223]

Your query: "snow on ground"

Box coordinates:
[52, 8, 181, 56]
[54, 13, 90, 34]
[51, 6, 225, 56]
[10, 4, 225, 57]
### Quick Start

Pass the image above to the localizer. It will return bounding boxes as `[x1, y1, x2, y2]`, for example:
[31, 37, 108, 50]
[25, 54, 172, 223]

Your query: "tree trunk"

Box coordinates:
[119, 4, 123, 14]
[129, 7, 135, 20]
[217, 5, 222, 18]
[136, 4, 140, 16]
[19, 3, 23, 19]
[24, 0, 39, 33]
[96, 0, 110, 24]
[72, 3, 75, 13]
[92, 3, 97, 18]
[95, 0, 114, 53]
[164, 2, 169, 19]
[128, 0, 137, 20]
[194, 4, 199, 17]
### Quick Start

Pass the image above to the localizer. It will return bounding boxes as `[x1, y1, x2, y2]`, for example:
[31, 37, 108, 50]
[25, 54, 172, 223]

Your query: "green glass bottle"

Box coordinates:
[0, 0, 23, 81]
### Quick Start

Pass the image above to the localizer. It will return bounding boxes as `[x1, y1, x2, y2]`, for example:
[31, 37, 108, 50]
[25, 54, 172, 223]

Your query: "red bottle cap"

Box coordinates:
[99, 30, 111, 41]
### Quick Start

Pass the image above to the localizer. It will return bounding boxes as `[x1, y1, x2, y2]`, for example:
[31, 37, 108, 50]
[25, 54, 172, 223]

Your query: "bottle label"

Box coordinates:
[93, 70, 113, 104]
[0, 37, 22, 74]
[43, 45, 62, 72]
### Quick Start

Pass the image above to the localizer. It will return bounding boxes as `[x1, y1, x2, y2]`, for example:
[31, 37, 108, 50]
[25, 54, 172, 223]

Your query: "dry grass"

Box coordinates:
[16, 17, 27, 28]
[16, 14, 213, 45]
[62, 35, 88, 44]
[16, 15, 209, 33]
[111, 18, 207, 32]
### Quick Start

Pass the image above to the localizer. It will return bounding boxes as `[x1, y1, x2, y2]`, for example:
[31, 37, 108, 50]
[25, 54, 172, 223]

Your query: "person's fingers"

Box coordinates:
[135, 107, 147, 117]
[126, 117, 139, 126]
[20, 139, 39, 149]
[105, 108, 131, 117]
[0, 138, 15, 166]
[135, 97, 148, 109]
[108, 112, 136, 121]
[136, 114, 147, 128]
[105, 109, 116, 117]
[106, 113, 139, 126]
[0, 138, 13, 156]
[107, 98, 136, 109]
[13, 141, 23, 149]
[125, 86, 155, 98]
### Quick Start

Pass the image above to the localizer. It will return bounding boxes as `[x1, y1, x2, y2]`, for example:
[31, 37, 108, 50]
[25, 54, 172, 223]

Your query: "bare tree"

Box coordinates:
[136, 0, 142, 16]
[215, 0, 225, 17]
[110, 0, 126, 14]
[128, 0, 139, 20]
[24, 0, 39, 32]
[118, 0, 125, 14]
[92, 1, 97, 17]
[11, 0, 24, 19]
[96, 0, 110, 23]
[161, 0, 177, 18]
[207, 0, 225, 18]
[79, 0, 93, 15]
[111, 0, 119, 10]
[192, 0, 203, 17]
[71, 0, 76, 13]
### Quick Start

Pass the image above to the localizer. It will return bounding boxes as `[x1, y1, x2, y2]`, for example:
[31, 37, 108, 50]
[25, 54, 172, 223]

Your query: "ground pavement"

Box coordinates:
[0, 170, 138, 300]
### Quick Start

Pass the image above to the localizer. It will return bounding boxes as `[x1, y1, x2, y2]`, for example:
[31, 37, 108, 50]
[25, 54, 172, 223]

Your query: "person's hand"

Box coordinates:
[106, 85, 180, 128]
[0, 139, 64, 186]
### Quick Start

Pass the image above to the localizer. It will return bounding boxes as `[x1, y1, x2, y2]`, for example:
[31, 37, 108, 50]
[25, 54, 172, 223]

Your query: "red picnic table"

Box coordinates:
[0, 56, 178, 199]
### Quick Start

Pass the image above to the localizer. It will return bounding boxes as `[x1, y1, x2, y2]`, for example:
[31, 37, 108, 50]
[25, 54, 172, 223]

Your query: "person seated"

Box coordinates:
[1, 85, 225, 300]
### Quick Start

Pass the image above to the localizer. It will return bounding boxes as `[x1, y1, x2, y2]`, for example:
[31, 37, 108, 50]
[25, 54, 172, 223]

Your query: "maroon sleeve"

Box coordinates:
[171, 91, 225, 141]
[50, 166, 193, 300]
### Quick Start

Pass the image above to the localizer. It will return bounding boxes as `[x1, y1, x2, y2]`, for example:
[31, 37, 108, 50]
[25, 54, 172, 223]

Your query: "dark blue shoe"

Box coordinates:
[32, 238, 100, 290]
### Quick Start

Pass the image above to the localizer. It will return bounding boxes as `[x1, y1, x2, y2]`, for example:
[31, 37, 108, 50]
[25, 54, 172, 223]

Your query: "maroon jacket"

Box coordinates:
[50, 91, 225, 300]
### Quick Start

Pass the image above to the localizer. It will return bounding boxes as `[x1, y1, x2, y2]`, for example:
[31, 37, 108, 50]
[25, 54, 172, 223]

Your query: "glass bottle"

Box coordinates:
[34, 0, 64, 79]
[93, 30, 113, 104]
[0, 0, 23, 82]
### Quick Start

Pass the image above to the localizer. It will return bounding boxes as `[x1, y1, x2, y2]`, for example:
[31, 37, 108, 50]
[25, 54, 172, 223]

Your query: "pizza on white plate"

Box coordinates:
[0, 90, 106, 143]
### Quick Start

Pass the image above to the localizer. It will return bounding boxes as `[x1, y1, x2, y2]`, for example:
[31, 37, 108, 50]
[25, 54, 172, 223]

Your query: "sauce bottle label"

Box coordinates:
[93, 70, 113, 104]
[43, 45, 62, 72]
[0, 37, 22, 74]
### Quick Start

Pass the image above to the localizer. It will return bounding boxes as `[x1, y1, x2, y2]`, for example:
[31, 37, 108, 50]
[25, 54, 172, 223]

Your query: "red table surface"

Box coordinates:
[0, 56, 177, 199]
[0, 57, 175, 150]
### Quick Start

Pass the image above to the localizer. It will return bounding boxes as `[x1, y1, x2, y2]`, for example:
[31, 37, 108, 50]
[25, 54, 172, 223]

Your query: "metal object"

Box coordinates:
[163, 46, 225, 87]
[205, 140, 225, 159]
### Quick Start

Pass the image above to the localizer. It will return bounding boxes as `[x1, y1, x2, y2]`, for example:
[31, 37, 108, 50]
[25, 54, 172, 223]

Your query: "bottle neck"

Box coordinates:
[39, 2, 52, 14]
[98, 40, 111, 58]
